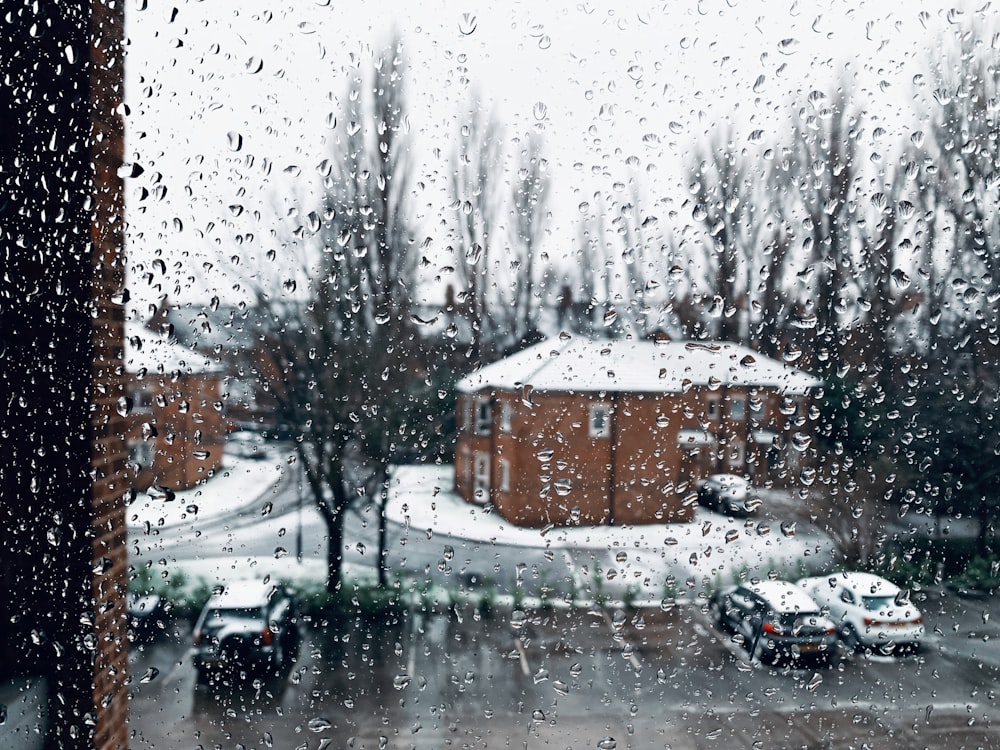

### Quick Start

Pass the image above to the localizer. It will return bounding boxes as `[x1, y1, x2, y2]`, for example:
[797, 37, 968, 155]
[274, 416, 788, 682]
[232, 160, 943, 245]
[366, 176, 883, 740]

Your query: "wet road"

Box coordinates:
[128, 590, 1000, 749]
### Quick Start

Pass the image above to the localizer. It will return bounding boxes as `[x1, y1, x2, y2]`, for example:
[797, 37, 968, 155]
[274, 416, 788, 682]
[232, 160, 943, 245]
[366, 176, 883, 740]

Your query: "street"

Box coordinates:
[127, 591, 1000, 748]
[126, 448, 1000, 747]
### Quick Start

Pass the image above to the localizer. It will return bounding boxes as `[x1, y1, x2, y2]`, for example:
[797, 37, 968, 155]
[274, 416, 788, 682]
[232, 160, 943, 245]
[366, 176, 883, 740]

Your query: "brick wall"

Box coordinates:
[0, 1, 128, 748]
[90, 0, 129, 746]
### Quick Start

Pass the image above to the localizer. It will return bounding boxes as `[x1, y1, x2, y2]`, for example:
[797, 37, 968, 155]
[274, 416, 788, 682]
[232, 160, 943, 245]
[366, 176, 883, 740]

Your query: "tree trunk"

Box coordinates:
[323, 505, 346, 594]
[377, 481, 389, 589]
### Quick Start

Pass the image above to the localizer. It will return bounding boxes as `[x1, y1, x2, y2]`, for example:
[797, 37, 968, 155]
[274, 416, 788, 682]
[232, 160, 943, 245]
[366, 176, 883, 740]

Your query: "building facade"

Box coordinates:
[454, 338, 821, 528]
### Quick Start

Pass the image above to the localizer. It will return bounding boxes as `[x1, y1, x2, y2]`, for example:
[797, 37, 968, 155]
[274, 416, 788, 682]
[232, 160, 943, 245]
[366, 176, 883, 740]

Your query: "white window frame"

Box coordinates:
[475, 397, 492, 435]
[498, 458, 510, 492]
[707, 397, 720, 421]
[499, 401, 512, 433]
[473, 452, 490, 503]
[589, 404, 611, 438]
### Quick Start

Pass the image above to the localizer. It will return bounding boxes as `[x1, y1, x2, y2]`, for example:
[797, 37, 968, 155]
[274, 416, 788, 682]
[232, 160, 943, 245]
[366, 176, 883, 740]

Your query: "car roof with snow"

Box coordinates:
[208, 580, 277, 609]
[745, 580, 821, 613]
[799, 571, 899, 597]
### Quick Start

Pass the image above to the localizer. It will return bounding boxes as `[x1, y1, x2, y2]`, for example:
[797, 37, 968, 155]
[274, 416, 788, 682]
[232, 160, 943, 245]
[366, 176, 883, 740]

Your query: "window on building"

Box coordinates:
[589, 404, 611, 438]
[730, 397, 745, 420]
[498, 458, 510, 492]
[475, 398, 492, 435]
[499, 402, 512, 433]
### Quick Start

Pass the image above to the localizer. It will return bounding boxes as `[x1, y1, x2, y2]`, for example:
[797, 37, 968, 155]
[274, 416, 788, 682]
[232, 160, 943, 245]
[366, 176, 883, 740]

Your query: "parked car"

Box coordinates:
[228, 430, 269, 460]
[192, 580, 300, 683]
[697, 474, 760, 516]
[710, 580, 839, 665]
[798, 572, 924, 654]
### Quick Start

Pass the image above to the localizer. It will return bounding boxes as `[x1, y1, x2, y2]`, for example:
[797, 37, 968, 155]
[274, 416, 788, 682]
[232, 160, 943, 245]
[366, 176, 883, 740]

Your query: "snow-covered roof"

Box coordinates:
[456, 337, 821, 396]
[124, 319, 223, 376]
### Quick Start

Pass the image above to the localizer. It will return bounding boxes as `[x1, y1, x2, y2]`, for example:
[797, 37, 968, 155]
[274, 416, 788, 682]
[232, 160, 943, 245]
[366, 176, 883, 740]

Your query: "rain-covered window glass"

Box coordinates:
[8, 2, 985, 749]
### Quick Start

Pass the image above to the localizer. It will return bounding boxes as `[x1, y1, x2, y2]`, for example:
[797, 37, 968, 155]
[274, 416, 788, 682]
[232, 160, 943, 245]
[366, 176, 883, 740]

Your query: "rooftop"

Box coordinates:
[457, 337, 822, 395]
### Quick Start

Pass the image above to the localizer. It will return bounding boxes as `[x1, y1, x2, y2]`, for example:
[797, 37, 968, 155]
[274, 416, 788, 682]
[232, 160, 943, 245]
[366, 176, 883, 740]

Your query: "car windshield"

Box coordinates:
[861, 596, 898, 611]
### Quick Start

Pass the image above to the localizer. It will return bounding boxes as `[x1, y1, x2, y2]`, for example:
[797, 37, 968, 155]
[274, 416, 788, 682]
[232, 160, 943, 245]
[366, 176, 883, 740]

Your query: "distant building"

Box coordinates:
[125, 319, 226, 491]
[454, 337, 821, 527]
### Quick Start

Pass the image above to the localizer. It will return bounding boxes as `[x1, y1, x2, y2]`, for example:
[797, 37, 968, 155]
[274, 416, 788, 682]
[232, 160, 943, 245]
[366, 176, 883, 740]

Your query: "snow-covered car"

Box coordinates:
[710, 579, 839, 665]
[228, 430, 269, 460]
[798, 572, 924, 653]
[192, 580, 300, 683]
[697, 474, 760, 516]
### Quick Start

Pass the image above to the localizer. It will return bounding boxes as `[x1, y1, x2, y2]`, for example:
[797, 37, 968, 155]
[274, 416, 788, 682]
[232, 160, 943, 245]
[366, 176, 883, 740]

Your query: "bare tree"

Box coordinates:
[252, 33, 421, 593]
[509, 130, 550, 344]
[449, 95, 510, 361]
[687, 129, 766, 344]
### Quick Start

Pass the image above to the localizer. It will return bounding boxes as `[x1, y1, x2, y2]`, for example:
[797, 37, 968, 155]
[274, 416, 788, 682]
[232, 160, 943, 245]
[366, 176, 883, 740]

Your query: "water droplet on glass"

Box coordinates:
[597, 738, 617, 750]
[226, 131, 243, 152]
[274, 547, 287, 558]
[538, 34, 552, 50]
[393, 674, 411, 690]
[245, 56, 264, 74]
[458, 13, 477, 35]
[140, 667, 159, 684]
[510, 610, 527, 630]
[533, 101, 548, 121]
[308, 717, 332, 733]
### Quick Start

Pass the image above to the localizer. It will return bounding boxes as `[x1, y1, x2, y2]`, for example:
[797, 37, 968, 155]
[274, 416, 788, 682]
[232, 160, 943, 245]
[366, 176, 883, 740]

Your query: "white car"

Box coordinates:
[798, 572, 923, 653]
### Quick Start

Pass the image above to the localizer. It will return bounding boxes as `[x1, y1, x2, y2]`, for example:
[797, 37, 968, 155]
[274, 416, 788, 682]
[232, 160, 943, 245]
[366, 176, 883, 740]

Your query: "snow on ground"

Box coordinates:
[388, 464, 836, 597]
[128, 454, 286, 530]
[129, 448, 836, 604]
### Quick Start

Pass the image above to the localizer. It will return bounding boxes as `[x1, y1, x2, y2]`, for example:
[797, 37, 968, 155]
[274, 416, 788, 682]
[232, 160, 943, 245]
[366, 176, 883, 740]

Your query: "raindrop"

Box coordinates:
[553, 679, 569, 695]
[533, 101, 548, 121]
[356, 542, 366, 555]
[392, 674, 411, 690]
[443, 544, 455, 561]
[538, 35, 552, 50]
[554, 479, 572, 495]
[116, 396, 133, 417]
[308, 718, 332, 733]
[535, 448, 554, 462]
[274, 547, 287, 558]
[531, 709, 545, 721]
[458, 13, 477, 35]
[724, 529, 739, 543]
[306, 211, 321, 233]
[780, 521, 796, 537]
[569, 662, 583, 677]
[597, 738, 617, 750]
[245, 57, 264, 74]
[510, 610, 527, 630]
[806, 672, 823, 691]
[226, 131, 243, 152]
[139, 667, 159, 684]
[532, 668, 549, 684]
[46, 528, 61, 547]
[668, 121, 683, 135]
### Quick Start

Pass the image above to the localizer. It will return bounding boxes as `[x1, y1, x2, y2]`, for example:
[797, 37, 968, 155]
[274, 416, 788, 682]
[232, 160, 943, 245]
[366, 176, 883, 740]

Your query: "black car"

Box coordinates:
[192, 580, 300, 682]
[697, 474, 760, 516]
[710, 580, 839, 665]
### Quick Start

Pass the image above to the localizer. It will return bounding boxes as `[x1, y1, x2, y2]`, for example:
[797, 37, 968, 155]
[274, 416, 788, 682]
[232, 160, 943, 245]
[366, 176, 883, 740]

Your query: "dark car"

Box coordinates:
[710, 580, 839, 665]
[192, 580, 300, 683]
[697, 474, 760, 516]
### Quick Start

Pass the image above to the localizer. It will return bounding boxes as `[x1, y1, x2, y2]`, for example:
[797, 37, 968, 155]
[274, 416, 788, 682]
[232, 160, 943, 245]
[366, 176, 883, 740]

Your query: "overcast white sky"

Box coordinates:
[123, 0, 978, 315]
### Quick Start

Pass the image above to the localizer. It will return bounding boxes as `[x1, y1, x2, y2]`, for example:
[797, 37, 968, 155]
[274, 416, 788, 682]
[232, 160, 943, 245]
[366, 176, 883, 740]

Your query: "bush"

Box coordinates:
[948, 556, 1000, 593]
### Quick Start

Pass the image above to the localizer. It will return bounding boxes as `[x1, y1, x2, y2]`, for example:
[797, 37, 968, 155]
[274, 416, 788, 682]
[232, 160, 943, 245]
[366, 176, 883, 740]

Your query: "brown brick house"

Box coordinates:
[454, 338, 821, 527]
[125, 320, 227, 491]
